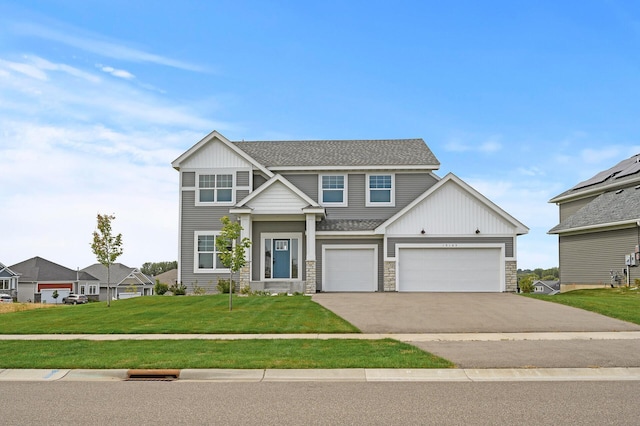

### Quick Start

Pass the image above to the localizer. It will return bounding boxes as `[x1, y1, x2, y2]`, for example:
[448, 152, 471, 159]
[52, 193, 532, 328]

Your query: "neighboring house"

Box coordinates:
[172, 131, 528, 294]
[82, 263, 155, 300]
[0, 262, 19, 299]
[549, 154, 640, 291]
[9, 256, 99, 303]
[532, 280, 560, 295]
[154, 268, 178, 286]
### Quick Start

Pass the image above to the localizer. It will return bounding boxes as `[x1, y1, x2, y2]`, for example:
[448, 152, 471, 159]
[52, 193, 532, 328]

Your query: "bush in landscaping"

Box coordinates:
[169, 282, 187, 295]
[216, 279, 236, 294]
[155, 281, 169, 295]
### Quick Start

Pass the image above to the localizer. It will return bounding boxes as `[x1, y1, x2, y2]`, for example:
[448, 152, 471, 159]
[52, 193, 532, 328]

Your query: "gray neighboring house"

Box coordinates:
[533, 280, 560, 295]
[172, 131, 528, 294]
[82, 263, 155, 300]
[9, 256, 99, 303]
[549, 154, 640, 291]
[0, 262, 19, 299]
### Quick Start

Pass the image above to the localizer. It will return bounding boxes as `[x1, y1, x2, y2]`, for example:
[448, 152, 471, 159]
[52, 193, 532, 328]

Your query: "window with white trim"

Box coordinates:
[319, 174, 347, 206]
[194, 231, 231, 273]
[366, 174, 394, 206]
[198, 173, 233, 203]
[88, 284, 98, 295]
[0, 278, 10, 290]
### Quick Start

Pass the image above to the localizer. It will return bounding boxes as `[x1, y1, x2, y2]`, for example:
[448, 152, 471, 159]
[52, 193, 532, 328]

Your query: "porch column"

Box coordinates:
[305, 213, 317, 294]
[239, 213, 252, 289]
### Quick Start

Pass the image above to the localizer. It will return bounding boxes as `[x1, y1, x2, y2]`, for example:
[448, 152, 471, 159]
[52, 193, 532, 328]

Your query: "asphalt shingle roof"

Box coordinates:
[82, 263, 152, 285]
[549, 186, 640, 233]
[9, 257, 97, 281]
[316, 219, 386, 232]
[233, 139, 440, 168]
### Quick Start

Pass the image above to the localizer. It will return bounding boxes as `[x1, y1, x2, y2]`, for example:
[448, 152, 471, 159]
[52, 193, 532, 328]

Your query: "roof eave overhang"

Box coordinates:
[266, 165, 440, 172]
[549, 176, 640, 204]
[548, 219, 640, 235]
[316, 231, 378, 236]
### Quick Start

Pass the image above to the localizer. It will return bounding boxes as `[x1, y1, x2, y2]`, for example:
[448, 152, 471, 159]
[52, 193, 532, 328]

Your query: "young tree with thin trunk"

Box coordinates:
[91, 213, 123, 307]
[216, 216, 251, 311]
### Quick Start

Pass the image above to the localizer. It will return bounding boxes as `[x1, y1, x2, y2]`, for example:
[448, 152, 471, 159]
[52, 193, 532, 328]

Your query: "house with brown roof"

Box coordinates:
[172, 131, 528, 294]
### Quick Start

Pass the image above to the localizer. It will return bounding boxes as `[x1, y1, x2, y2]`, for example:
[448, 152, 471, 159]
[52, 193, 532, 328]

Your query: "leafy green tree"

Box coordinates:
[141, 261, 177, 276]
[216, 216, 251, 311]
[52, 290, 59, 304]
[91, 213, 124, 307]
[519, 274, 537, 293]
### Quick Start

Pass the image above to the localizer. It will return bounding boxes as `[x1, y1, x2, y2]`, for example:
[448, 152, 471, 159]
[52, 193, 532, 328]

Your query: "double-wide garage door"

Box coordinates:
[398, 246, 502, 292]
[323, 245, 377, 292]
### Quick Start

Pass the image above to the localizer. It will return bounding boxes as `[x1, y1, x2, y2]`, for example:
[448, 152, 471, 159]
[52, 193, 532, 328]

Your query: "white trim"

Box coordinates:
[195, 170, 236, 206]
[395, 243, 505, 292]
[260, 232, 303, 281]
[236, 174, 321, 210]
[366, 173, 395, 207]
[172, 130, 274, 178]
[548, 218, 640, 235]
[193, 231, 231, 274]
[318, 174, 348, 207]
[322, 244, 378, 292]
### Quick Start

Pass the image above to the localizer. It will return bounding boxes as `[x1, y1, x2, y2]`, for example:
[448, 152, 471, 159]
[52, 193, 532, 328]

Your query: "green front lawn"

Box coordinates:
[0, 295, 359, 334]
[525, 287, 640, 325]
[0, 339, 454, 369]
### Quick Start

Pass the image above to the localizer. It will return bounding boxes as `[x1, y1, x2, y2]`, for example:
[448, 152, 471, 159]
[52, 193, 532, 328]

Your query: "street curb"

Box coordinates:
[2, 368, 640, 382]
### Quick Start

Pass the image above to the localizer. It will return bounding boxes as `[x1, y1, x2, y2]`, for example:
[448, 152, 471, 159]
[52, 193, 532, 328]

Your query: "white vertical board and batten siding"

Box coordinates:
[386, 182, 515, 236]
[245, 181, 309, 214]
[180, 139, 253, 169]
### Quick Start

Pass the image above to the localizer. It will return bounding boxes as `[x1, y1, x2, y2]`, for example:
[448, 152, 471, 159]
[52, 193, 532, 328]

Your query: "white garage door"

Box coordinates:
[323, 246, 377, 292]
[41, 289, 71, 304]
[398, 247, 502, 292]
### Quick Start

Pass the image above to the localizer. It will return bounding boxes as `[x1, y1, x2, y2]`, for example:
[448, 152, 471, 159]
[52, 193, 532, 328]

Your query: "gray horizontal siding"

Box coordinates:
[182, 172, 196, 187]
[250, 221, 306, 281]
[316, 238, 384, 292]
[559, 195, 597, 222]
[387, 237, 514, 258]
[559, 228, 640, 285]
[179, 190, 234, 289]
[237, 170, 250, 187]
[281, 172, 438, 220]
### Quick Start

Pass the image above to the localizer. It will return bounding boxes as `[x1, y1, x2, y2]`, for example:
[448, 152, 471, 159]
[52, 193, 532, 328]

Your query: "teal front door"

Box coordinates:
[273, 239, 291, 278]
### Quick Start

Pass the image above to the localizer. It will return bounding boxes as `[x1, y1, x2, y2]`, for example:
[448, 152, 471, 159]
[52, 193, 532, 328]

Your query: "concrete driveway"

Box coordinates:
[311, 292, 640, 333]
[312, 293, 640, 368]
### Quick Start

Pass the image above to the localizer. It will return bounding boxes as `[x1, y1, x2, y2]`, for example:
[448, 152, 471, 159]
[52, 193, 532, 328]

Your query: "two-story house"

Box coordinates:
[549, 153, 640, 291]
[172, 131, 528, 294]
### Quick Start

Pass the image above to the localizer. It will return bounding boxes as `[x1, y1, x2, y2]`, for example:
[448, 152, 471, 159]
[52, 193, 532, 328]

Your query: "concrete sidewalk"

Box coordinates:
[0, 331, 639, 341]
[2, 367, 640, 382]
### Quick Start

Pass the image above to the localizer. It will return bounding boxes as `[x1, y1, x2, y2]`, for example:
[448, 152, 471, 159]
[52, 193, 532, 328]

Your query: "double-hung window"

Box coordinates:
[195, 231, 230, 272]
[198, 173, 233, 204]
[319, 174, 347, 206]
[366, 174, 394, 206]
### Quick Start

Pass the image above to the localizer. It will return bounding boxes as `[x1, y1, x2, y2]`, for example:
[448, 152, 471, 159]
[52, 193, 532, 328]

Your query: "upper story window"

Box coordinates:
[194, 231, 230, 273]
[367, 174, 395, 206]
[319, 174, 347, 206]
[198, 173, 233, 204]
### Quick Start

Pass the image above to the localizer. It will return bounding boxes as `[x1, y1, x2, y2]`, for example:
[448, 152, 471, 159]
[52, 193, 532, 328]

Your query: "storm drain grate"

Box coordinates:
[126, 369, 180, 381]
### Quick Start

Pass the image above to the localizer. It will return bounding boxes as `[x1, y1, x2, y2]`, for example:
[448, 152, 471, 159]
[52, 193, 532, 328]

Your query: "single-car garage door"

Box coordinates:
[398, 246, 503, 292]
[323, 245, 377, 292]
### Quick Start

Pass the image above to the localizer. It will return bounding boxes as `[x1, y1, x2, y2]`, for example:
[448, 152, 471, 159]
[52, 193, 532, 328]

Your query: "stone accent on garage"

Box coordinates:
[505, 260, 517, 292]
[240, 265, 250, 290]
[384, 260, 396, 291]
[305, 260, 316, 294]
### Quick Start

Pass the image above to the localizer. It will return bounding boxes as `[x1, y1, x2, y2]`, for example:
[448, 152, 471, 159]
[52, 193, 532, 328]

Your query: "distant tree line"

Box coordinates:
[141, 261, 177, 276]
[517, 267, 559, 281]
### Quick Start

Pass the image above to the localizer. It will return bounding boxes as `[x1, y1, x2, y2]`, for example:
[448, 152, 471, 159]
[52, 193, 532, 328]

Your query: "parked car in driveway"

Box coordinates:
[62, 294, 88, 305]
[0, 294, 13, 303]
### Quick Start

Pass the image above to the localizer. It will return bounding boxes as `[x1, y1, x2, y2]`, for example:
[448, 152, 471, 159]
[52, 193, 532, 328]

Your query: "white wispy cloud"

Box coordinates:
[97, 64, 135, 80]
[444, 135, 502, 153]
[10, 20, 205, 72]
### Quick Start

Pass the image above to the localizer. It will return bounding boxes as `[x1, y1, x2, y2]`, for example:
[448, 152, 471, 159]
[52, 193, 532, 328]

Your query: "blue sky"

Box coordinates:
[1, 0, 639, 271]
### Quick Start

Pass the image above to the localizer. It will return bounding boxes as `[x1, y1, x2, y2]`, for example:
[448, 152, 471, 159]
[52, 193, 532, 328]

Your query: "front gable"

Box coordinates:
[235, 175, 322, 215]
[377, 173, 528, 236]
[172, 130, 273, 177]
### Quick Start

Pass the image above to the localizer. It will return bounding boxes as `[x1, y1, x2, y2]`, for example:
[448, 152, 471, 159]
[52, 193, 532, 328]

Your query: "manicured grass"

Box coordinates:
[0, 295, 359, 334]
[0, 339, 454, 369]
[525, 287, 640, 325]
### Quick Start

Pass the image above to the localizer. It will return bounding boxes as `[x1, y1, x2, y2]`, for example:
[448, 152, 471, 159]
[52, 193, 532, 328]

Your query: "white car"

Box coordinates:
[0, 294, 13, 303]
